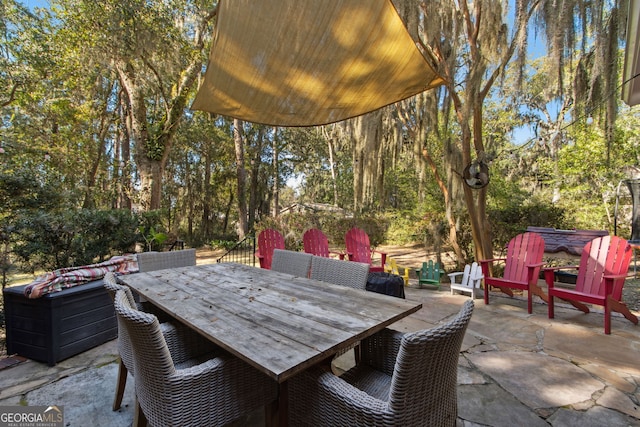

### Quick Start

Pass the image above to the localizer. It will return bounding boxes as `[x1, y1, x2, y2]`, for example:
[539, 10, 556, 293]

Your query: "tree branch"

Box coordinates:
[1, 82, 19, 108]
[479, 0, 542, 101]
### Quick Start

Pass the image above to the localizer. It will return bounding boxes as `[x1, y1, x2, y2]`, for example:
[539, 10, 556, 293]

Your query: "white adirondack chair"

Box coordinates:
[448, 262, 483, 299]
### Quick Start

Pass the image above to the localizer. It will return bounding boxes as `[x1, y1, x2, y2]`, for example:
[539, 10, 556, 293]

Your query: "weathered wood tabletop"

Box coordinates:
[120, 262, 422, 382]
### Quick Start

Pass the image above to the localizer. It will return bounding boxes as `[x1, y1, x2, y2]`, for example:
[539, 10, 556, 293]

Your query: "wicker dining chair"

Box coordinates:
[270, 249, 313, 277]
[289, 299, 474, 427]
[112, 288, 278, 427]
[103, 273, 216, 420]
[104, 272, 140, 412]
[136, 248, 197, 272]
[309, 255, 370, 290]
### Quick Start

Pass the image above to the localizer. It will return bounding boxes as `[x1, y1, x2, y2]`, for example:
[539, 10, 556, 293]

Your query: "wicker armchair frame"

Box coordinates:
[112, 289, 278, 427]
[289, 299, 474, 427]
[309, 256, 370, 290]
[103, 273, 216, 416]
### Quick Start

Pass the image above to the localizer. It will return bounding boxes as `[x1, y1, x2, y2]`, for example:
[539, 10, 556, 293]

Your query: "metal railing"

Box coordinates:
[216, 235, 256, 266]
[165, 239, 185, 251]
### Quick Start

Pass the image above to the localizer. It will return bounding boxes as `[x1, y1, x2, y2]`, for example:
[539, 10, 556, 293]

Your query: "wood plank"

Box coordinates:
[120, 263, 422, 382]
[201, 263, 418, 318]
[122, 273, 317, 379]
[193, 265, 422, 338]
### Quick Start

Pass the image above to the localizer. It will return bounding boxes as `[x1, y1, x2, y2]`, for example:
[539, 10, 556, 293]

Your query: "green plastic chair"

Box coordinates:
[415, 260, 442, 289]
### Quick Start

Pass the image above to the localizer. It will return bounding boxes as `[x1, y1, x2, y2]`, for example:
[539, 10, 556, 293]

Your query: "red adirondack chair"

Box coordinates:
[255, 228, 285, 269]
[302, 228, 344, 259]
[344, 227, 386, 272]
[479, 232, 548, 313]
[543, 235, 638, 334]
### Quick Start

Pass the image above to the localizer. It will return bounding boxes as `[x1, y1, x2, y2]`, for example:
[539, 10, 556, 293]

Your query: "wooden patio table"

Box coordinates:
[120, 262, 422, 426]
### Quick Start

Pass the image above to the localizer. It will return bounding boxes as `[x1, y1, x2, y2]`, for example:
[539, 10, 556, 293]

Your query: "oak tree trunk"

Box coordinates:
[234, 119, 248, 238]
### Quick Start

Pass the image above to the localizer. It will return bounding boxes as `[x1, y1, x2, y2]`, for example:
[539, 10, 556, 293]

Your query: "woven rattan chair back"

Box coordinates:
[386, 299, 474, 422]
[112, 290, 178, 425]
[104, 271, 136, 305]
[270, 249, 312, 277]
[310, 256, 369, 290]
[287, 301, 474, 427]
[136, 248, 196, 273]
[113, 289, 175, 374]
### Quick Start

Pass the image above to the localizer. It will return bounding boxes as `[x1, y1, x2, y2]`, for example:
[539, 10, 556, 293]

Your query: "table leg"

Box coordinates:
[265, 381, 289, 427]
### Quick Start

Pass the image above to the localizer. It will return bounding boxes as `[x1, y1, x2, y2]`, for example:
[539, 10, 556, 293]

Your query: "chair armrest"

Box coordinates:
[289, 367, 387, 424]
[525, 262, 545, 284]
[173, 354, 225, 378]
[542, 265, 579, 272]
[603, 273, 627, 280]
[543, 265, 579, 287]
[447, 272, 463, 284]
[315, 369, 387, 410]
[479, 258, 505, 277]
[372, 250, 387, 266]
[161, 322, 219, 364]
[169, 355, 278, 408]
[603, 274, 628, 296]
[255, 251, 268, 268]
[399, 265, 410, 277]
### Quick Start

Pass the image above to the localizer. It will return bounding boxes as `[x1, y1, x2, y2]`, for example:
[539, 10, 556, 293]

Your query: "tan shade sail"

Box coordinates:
[191, 0, 444, 126]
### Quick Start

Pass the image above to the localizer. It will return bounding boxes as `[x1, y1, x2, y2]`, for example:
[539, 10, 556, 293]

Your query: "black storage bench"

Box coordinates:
[3, 279, 117, 366]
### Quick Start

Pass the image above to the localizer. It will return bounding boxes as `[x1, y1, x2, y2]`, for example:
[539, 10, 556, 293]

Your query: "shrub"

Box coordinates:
[11, 209, 141, 272]
[137, 210, 170, 251]
[488, 197, 569, 249]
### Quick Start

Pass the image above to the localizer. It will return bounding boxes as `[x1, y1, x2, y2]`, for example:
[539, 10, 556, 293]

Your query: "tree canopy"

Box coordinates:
[2, 0, 640, 276]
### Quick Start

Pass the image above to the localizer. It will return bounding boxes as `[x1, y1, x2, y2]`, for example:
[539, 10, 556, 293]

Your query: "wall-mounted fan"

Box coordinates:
[463, 160, 490, 189]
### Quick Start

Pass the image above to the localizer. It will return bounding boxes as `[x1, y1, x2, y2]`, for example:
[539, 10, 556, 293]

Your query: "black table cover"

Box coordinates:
[366, 272, 405, 299]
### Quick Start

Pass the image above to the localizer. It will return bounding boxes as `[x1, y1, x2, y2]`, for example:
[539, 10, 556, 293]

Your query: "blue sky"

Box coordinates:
[24, 0, 49, 8]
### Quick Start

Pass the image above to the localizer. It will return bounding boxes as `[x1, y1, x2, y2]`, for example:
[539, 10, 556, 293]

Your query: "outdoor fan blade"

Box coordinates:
[463, 161, 490, 189]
